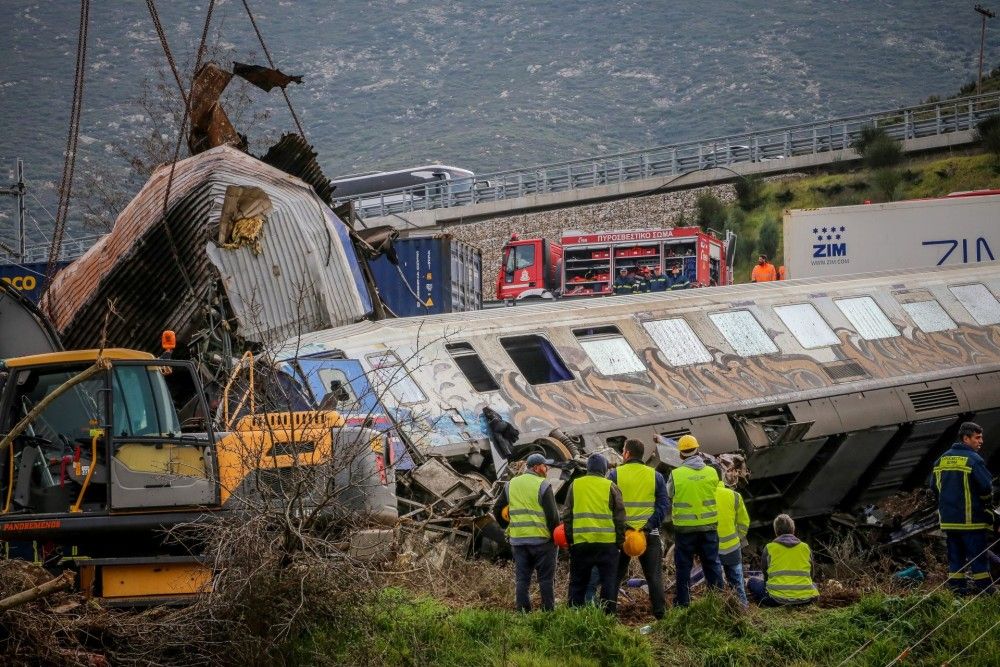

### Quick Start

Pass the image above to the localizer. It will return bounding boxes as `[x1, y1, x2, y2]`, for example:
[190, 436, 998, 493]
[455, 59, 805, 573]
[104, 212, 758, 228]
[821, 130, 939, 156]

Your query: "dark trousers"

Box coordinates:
[512, 542, 557, 611]
[615, 532, 666, 618]
[719, 549, 749, 607]
[747, 576, 781, 607]
[945, 530, 992, 594]
[569, 543, 619, 613]
[674, 530, 724, 607]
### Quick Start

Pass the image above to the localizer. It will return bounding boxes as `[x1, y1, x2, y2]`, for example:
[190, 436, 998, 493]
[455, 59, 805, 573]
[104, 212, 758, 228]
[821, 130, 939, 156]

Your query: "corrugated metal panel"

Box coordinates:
[44, 146, 369, 350]
[902, 300, 956, 333]
[835, 296, 899, 340]
[709, 311, 779, 357]
[369, 235, 482, 317]
[774, 303, 840, 349]
[950, 283, 1000, 325]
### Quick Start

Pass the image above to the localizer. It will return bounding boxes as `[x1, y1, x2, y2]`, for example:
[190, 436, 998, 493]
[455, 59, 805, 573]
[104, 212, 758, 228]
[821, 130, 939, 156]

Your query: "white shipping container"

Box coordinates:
[783, 192, 1000, 279]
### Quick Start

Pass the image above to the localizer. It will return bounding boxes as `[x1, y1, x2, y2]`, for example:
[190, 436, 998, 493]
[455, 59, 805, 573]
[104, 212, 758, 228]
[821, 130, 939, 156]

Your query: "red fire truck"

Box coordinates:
[496, 227, 733, 300]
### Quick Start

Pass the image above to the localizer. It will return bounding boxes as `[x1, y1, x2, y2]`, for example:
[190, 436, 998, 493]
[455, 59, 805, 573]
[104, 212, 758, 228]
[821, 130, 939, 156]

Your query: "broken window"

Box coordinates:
[774, 303, 840, 349]
[835, 296, 899, 340]
[366, 352, 427, 405]
[446, 342, 499, 392]
[709, 311, 778, 357]
[901, 300, 957, 333]
[499, 335, 573, 385]
[641, 318, 713, 366]
[573, 326, 646, 375]
[950, 283, 1000, 325]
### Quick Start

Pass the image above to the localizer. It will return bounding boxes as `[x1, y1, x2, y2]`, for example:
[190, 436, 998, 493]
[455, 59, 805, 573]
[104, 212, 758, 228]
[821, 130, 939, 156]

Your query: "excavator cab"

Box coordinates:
[0, 350, 216, 523]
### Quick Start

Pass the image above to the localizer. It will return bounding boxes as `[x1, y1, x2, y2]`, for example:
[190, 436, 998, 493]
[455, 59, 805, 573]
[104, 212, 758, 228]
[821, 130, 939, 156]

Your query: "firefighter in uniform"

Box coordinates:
[748, 514, 819, 606]
[493, 453, 561, 611]
[666, 435, 725, 606]
[648, 266, 670, 292]
[929, 421, 994, 594]
[715, 474, 750, 607]
[613, 267, 635, 295]
[609, 439, 668, 619]
[564, 453, 627, 613]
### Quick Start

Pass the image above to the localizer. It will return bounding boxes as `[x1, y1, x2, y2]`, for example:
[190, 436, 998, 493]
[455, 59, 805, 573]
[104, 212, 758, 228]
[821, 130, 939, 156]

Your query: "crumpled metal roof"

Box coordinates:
[45, 146, 371, 352]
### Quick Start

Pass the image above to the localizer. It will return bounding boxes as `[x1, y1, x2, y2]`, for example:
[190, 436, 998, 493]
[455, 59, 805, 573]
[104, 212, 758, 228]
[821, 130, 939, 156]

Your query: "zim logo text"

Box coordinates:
[812, 226, 847, 258]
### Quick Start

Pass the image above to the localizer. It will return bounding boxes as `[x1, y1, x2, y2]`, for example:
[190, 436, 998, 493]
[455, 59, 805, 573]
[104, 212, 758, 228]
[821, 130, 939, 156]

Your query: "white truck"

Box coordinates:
[783, 191, 1000, 279]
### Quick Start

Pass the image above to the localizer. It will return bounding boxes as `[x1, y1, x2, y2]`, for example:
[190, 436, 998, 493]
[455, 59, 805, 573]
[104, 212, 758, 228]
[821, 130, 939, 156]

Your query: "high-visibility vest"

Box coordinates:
[715, 483, 748, 555]
[765, 540, 818, 603]
[571, 475, 616, 544]
[670, 464, 719, 527]
[508, 474, 550, 540]
[617, 462, 656, 530]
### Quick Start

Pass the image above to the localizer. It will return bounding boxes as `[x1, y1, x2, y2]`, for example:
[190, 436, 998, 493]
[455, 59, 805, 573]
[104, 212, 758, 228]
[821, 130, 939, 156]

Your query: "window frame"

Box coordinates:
[498, 333, 574, 386]
[708, 309, 779, 358]
[834, 296, 900, 340]
[773, 302, 841, 350]
[641, 317, 713, 367]
[572, 325, 647, 376]
[445, 342, 500, 393]
[365, 351, 428, 406]
[949, 283, 1000, 326]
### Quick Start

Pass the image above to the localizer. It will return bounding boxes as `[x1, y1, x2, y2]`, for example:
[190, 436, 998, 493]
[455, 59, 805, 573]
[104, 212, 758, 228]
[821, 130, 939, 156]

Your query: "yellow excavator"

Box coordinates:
[0, 342, 396, 605]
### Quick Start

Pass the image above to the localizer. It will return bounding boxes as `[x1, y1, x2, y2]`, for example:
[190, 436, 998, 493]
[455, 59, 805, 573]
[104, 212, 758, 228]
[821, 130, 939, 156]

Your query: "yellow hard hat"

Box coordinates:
[623, 528, 647, 557]
[677, 434, 699, 453]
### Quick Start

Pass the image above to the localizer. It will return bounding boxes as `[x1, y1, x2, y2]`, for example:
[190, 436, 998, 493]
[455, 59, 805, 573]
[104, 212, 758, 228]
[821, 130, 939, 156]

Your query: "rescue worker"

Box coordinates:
[609, 438, 668, 619]
[747, 514, 819, 606]
[613, 267, 635, 295]
[634, 267, 651, 293]
[668, 264, 690, 290]
[564, 453, 627, 613]
[929, 421, 994, 594]
[648, 265, 670, 292]
[715, 469, 750, 608]
[777, 265, 786, 280]
[750, 254, 777, 282]
[492, 453, 561, 612]
[667, 434, 725, 606]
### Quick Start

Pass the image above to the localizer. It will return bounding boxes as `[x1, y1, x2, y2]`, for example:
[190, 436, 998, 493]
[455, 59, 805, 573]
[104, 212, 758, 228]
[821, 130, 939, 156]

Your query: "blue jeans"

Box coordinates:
[747, 576, 781, 606]
[512, 542, 557, 611]
[719, 549, 748, 607]
[945, 530, 992, 594]
[674, 530, 724, 607]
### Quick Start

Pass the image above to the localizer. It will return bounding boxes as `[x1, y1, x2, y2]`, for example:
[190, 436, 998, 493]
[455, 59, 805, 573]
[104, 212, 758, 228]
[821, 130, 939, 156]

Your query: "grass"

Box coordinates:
[289, 587, 1000, 666]
[724, 151, 1000, 282]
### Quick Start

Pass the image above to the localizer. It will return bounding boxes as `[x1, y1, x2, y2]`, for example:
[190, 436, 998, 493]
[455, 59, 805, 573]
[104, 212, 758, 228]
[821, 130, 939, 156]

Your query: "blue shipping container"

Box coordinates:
[0, 261, 70, 304]
[369, 235, 482, 317]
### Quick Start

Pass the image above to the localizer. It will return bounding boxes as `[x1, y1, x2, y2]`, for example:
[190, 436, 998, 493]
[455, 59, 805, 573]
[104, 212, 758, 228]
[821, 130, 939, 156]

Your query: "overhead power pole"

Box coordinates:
[977, 4, 996, 96]
[0, 158, 27, 262]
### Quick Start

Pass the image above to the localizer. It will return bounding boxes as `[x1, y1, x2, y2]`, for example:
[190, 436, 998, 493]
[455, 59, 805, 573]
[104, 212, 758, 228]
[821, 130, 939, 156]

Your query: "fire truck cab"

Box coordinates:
[497, 227, 732, 301]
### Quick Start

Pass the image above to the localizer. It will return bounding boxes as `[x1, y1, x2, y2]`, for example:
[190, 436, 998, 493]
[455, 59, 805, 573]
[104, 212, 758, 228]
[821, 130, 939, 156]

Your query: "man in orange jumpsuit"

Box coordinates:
[751, 254, 777, 282]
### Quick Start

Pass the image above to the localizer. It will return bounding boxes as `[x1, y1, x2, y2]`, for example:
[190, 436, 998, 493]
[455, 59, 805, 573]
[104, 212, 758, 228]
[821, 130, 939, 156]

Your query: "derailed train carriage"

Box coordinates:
[277, 263, 1000, 523]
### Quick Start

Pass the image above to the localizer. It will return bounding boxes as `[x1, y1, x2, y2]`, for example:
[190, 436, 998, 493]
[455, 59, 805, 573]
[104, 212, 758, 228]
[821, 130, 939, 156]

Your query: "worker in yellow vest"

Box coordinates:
[666, 434, 724, 606]
[608, 438, 668, 619]
[564, 453, 627, 613]
[492, 453, 561, 612]
[715, 478, 750, 608]
[747, 514, 819, 606]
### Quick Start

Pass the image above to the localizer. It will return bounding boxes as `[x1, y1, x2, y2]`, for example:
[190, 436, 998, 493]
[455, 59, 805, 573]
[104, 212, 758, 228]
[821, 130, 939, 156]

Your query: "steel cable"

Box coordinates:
[240, 0, 307, 141]
[144, 0, 188, 107]
[938, 616, 1000, 665]
[836, 534, 1000, 666]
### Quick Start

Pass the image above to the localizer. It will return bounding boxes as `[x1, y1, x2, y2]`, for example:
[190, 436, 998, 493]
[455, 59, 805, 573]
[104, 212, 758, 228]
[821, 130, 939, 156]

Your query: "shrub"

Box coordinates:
[975, 114, 1000, 167]
[775, 188, 794, 204]
[757, 219, 780, 261]
[853, 126, 903, 170]
[873, 168, 903, 201]
[695, 192, 727, 227]
[733, 175, 764, 211]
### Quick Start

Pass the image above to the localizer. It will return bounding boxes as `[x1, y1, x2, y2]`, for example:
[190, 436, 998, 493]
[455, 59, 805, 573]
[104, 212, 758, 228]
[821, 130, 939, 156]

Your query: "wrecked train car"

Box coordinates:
[43, 146, 371, 355]
[276, 263, 1000, 522]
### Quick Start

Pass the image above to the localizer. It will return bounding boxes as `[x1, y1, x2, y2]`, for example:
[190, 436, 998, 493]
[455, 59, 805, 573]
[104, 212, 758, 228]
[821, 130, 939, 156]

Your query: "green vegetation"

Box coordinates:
[291, 588, 1000, 666]
[975, 114, 1000, 169]
[724, 151, 1000, 281]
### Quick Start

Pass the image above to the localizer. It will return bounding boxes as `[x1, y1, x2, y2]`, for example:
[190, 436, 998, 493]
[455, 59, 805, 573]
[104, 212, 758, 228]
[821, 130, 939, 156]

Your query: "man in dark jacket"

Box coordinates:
[613, 268, 635, 295]
[609, 439, 669, 619]
[493, 453, 561, 611]
[929, 422, 994, 594]
[647, 266, 670, 292]
[564, 453, 627, 613]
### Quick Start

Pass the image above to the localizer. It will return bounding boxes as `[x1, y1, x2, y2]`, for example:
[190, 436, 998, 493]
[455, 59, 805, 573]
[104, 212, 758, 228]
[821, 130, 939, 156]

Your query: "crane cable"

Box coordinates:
[938, 616, 1000, 665]
[43, 0, 90, 304]
[241, 0, 307, 142]
[144, 0, 188, 107]
[836, 534, 1000, 666]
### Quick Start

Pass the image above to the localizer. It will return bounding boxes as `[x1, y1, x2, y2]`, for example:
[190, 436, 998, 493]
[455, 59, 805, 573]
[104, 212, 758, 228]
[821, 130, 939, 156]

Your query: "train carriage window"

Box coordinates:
[709, 311, 778, 357]
[642, 318, 713, 366]
[366, 352, 427, 405]
[573, 326, 646, 375]
[499, 335, 573, 385]
[949, 284, 1000, 325]
[901, 300, 957, 333]
[774, 304, 840, 349]
[834, 297, 899, 340]
[445, 343, 500, 392]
